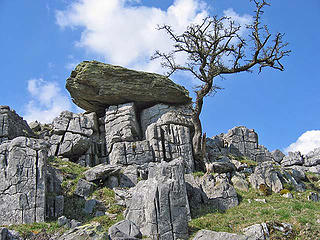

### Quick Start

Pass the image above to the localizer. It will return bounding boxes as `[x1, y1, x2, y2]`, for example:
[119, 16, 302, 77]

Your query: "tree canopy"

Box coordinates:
[152, 0, 290, 167]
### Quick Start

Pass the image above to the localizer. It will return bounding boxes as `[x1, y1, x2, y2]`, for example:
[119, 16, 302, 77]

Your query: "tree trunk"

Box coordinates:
[191, 80, 212, 169]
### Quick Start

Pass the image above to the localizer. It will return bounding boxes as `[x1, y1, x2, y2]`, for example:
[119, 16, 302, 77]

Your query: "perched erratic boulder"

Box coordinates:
[0, 137, 48, 225]
[66, 61, 191, 114]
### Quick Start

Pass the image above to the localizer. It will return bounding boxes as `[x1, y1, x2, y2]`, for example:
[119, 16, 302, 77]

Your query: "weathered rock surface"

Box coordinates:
[108, 220, 142, 239]
[304, 147, 320, 167]
[49, 111, 107, 166]
[53, 222, 107, 240]
[281, 151, 304, 167]
[146, 123, 194, 173]
[249, 162, 283, 193]
[0, 137, 47, 225]
[140, 103, 193, 136]
[84, 164, 121, 182]
[201, 175, 239, 210]
[271, 149, 285, 163]
[0, 106, 34, 144]
[193, 229, 251, 240]
[125, 159, 190, 239]
[109, 141, 154, 166]
[0, 227, 22, 240]
[207, 126, 273, 163]
[105, 103, 141, 153]
[185, 174, 208, 209]
[66, 61, 191, 113]
[231, 173, 249, 192]
[242, 223, 269, 240]
[74, 179, 96, 198]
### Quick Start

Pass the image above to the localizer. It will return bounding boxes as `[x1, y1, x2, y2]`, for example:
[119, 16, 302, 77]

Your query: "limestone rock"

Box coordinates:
[146, 123, 194, 173]
[108, 220, 142, 239]
[125, 159, 190, 239]
[304, 147, 320, 167]
[0, 227, 22, 240]
[202, 176, 239, 211]
[0, 137, 48, 225]
[109, 141, 154, 166]
[193, 229, 250, 240]
[140, 103, 193, 136]
[185, 174, 208, 209]
[272, 149, 285, 163]
[105, 103, 141, 153]
[53, 222, 107, 240]
[0, 106, 34, 143]
[74, 179, 96, 198]
[231, 173, 249, 192]
[207, 157, 236, 173]
[50, 111, 106, 166]
[223, 126, 258, 157]
[249, 162, 283, 193]
[242, 223, 269, 240]
[66, 61, 191, 113]
[84, 164, 121, 182]
[281, 151, 304, 167]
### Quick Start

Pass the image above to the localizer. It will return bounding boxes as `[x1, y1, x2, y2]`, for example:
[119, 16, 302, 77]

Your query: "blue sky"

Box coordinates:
[1, 0, 320, 154]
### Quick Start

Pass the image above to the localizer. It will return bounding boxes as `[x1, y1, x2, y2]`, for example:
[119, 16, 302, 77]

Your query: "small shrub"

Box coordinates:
[283, 183, 294, 191]
[258, 184, 271, 196]
[192, 171, 205, 178]
[280, 189, 290, 195]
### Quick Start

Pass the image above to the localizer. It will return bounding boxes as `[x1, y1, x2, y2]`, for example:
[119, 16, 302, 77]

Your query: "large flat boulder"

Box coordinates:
[66, 61, 191, 113]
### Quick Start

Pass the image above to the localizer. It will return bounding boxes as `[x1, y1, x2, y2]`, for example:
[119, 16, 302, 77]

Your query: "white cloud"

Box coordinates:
[55, 0, 208, 73]
[24, 79, 72, 123]
[285, 130, 320, 155]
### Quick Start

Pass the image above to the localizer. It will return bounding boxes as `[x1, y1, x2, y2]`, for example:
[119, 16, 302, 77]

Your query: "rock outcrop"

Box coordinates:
[125, 159, 190, 240]
[66, 61, 191, 114]
[0, 106, 34, 144]
[0, 137, 47, 225]
[49, 111, 107, 167]
[206, 126, 274, 163]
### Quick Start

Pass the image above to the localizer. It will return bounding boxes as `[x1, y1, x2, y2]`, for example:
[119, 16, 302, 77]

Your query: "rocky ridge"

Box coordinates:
[1, 61, 320, 240]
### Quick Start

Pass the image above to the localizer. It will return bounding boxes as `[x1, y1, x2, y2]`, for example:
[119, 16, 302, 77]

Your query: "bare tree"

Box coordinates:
[151, 0, 290, 165]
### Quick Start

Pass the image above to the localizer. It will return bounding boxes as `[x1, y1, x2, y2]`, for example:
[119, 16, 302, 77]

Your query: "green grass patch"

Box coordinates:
[192, 171, 205, 178]
[48, 156, 89, 195]
[189, 188, 320, 239]
[5, 222, 62, 239]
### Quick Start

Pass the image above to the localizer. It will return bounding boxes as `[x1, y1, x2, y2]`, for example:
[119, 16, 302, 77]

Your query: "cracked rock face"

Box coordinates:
[249, 162, 283, 193]
[0, 106, 34, 144]
[125, 159, 190, 240]
[0, 137, 48, 225]
[106, 102, 195, 173]
[66, 61, 191, 114]
[207, 126, 273, 163]
[105, 103, 141, 153]
[304, 147, 320, 167]
[49, 111, 107, 166]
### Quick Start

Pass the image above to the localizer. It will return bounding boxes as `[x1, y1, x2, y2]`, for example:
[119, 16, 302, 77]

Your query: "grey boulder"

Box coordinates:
[108, 220, 142, 239]
[125, 159, 190, 240]
[281, 151, 304, 167]
[304, 147, 320, 167]
[193, 229, 250, 240]
[66, 61, 191, 113]
[84, 164, 121, 182]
